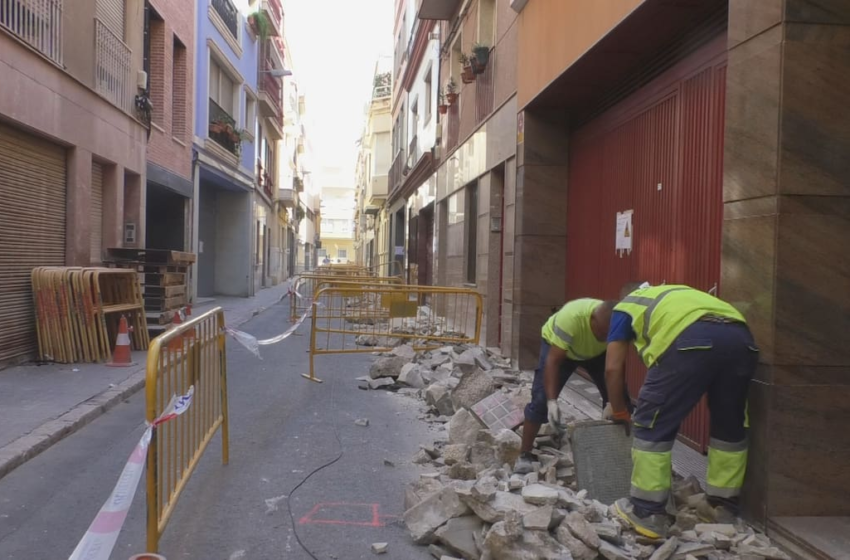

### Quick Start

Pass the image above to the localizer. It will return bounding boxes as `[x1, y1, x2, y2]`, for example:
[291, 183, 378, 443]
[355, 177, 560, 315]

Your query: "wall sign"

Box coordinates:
[616, 210, 633, 256]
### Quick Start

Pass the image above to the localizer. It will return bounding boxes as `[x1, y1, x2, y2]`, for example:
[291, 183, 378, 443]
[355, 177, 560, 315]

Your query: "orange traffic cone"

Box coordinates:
[168, 309, 185, 352]
[107, 315, 134, 367]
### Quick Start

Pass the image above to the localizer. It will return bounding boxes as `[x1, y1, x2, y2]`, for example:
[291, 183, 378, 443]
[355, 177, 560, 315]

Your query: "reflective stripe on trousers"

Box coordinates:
[630, 439, 674, 503]
[706, 437, 748, 498]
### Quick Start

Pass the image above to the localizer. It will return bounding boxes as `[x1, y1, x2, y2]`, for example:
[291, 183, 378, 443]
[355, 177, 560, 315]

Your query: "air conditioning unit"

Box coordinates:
[510, 0, 530, 13]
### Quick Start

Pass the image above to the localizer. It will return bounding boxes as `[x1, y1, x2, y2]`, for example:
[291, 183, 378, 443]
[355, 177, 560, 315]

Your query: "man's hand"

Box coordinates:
[547, 399, 561, 430]
[612, 409, 631, 437]
[602, 402, 613, 420]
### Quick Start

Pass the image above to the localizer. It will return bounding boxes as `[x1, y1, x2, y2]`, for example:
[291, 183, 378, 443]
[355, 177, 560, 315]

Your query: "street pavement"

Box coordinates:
[0, 296, 437, 559]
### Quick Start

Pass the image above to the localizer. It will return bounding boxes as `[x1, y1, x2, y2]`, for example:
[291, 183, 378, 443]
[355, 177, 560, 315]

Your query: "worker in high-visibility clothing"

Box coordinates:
[602, 283, 758, 539]
[514, 298, 632, 474]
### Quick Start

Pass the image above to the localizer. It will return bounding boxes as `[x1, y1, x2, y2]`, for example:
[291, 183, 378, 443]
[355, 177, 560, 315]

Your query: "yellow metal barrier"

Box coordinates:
[369, 259, 403, 278]
[315, 264, 374, 277]
[306, 285, 483, 382]
[145, 307, 229, 552]
[290, 274, 403, 321]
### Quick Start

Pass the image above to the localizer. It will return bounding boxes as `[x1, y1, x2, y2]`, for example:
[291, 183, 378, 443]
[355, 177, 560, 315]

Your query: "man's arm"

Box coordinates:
[543, 344, 568, 401]
[604, 341, 629, 413]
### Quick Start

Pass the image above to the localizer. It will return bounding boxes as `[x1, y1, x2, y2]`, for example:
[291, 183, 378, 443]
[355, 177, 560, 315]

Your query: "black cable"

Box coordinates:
[285, 325, 344, 560]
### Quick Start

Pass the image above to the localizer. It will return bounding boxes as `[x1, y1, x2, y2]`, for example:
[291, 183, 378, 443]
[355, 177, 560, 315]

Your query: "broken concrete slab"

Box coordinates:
[470, 476, 498, 503]
[522, 505, 555, 531]
[482, 523, 572, 560]
[564, 511, 601, 549]
[469, 442, 499, 472]
[521, 484, 560, 506]
[469, 392, 525, 433]
[425, 381, 456, 416]
[435, 516, 484, 560]
[404, 487, 472, 545]
[493, 429, 522, 467]
[593, 521, 623, 544]
[453, 350, 478, 374]
[451, 368, 497, 411]
[399, 363, 427, 388]
[369, 355, 408, 379]
[447, 462, 479, 481]
[460, 491, 537, 523]
[670, 542, 715, 559]
[448, 408, 485, 446]
[413, 449, 434, 464]
[368, 377, 395, 390]
[392, 344, 417, 359]
[694, 523, 736, 537]
[599, 540, 632, 560]
[443, 443, 470, 466]
[555, 524, 598, 560]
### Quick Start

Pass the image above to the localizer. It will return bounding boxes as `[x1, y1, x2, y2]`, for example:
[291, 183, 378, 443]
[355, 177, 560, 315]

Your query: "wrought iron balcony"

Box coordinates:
[259, 0, 282, 36]
[95, 18, 131, 112]
[0, 0, 63, 63]
[474, 48, 495, 127]
[259, 56, 282, 118]
[389, 149, 404, 194]
[212, 0, 238, 39]
[208, 99, 241, 157]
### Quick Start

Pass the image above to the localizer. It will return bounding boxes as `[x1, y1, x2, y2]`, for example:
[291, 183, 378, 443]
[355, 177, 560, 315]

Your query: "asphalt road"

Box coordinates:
[0, 299, 439, 560]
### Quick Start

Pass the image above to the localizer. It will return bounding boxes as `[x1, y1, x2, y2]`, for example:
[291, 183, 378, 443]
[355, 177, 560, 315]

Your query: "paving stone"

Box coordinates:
[451, 368, 497, 411]
[435, 515, 484, 560]
[404, 487, 472, 545]
[425, 381, 456, 416]
[521, 484, 560, 506]
[593, 521, 623, 544]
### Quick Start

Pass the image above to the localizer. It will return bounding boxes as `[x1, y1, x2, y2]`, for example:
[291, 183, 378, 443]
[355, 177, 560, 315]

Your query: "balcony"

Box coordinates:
[278, 187, 297, 207]
[259, 57, 282, 118]
[94, 18, 131, 112]
[259, 0, 282, 37]
[417, 0, 460, 20]
[474, 48, 495, 127]
[407, 135, 419, 169]
[208, 99, 242, 157]
[257, 160, 274, 198]
[0, 0, 63, 63]
[445, 99, 460, 153]
[388, 149, 404, 195]
[293, 176, 304, 193]
[211, 0, 238, 40]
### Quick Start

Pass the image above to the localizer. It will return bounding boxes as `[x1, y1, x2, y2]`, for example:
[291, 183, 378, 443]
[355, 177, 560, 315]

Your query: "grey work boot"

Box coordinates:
[613, 498, 671, 540]
[513, 452, 535, 475]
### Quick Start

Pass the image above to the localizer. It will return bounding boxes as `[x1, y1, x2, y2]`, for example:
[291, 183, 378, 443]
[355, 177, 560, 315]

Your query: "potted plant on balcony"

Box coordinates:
[437, 90, 449, 115]
[460, 53, 476, 84]
[471, 43, 491, 74]
[248, 10, 271, 40]
[446, 79, 458, 105]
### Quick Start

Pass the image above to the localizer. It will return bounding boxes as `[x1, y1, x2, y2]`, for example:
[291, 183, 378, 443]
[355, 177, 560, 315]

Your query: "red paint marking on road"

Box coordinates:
[298, 502, 387, 528]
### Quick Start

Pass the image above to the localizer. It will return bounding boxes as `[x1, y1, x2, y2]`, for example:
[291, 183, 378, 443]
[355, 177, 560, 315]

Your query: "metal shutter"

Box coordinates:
[0, 122, 67, 363]
[90, 161, 104, 264]
[96, 0, 125, 39]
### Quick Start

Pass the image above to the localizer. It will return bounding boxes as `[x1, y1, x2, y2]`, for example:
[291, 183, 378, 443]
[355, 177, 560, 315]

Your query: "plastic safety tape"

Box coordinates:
[225, 300, 316, 358]
[68, 386, 195, 560]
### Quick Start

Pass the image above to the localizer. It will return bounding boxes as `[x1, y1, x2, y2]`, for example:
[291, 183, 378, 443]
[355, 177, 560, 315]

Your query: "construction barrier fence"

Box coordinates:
[290, 274, 403, 321]
[145, 307, 229, 552]
[307, 285, 483, 382]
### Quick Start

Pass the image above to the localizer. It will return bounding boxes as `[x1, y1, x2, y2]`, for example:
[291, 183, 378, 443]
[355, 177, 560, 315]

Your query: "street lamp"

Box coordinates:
[261, 69, 292, 78]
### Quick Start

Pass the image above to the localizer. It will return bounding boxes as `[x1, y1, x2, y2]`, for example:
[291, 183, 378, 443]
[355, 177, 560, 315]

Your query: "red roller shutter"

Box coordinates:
[566, 36, 727, 452]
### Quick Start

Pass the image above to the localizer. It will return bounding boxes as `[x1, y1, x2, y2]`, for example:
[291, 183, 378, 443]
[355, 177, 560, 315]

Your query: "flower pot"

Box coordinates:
[209, 123, 224, 134]
[438, 104, 449, 115]
[461, 66, 475, 84]
[471, 57, 487, 75]
[473, 48, 490, 67]
[446, 92, 458, 105]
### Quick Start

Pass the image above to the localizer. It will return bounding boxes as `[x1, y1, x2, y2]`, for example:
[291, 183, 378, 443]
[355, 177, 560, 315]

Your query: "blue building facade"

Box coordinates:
[193, 0, 259, 297]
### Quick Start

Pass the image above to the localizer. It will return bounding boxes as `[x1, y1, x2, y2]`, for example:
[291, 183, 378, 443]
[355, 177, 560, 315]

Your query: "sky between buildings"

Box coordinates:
[282, 0, 394, 186]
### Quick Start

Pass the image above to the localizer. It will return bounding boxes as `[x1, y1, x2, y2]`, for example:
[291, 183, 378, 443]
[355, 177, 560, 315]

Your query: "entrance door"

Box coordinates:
[418, 204, 435, 286]
[198, 187, 217, 297]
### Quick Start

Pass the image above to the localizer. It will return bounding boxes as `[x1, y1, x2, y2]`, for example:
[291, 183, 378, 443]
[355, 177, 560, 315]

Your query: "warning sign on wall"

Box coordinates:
[616, 210, 633, 256]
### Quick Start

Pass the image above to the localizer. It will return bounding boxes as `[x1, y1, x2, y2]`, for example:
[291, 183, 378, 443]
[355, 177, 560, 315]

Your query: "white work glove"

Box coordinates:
[602, 402, 614, 420]
[547, 399, 561, 429]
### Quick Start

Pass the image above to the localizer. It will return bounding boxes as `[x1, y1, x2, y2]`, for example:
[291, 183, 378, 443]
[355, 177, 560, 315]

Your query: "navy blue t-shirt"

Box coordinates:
[607, 311, 637, 343]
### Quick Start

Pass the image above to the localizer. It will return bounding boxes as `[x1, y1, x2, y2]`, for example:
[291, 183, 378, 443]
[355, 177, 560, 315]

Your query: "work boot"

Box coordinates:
[613, 498, 671, 539]
[513, 452, 535, 475]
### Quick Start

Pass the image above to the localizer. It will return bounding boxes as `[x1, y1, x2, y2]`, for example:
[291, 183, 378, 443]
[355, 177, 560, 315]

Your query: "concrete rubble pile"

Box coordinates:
[364, 342, 792, 560]
[353, 306, 466, 349]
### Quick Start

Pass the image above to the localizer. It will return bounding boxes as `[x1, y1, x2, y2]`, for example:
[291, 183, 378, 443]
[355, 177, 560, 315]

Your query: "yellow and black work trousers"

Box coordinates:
[629, 320, 759, 514]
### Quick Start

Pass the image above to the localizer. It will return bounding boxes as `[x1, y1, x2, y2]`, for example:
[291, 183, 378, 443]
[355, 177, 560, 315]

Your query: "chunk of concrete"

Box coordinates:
[470, 476, 498, 503]
[593, 521, 623, 544]
[403, 487, 472, 545]
[368, 377, 395, 390]
[448, 409, 485, 446]
[599, 540, 632, 560]
[555, 524, 598, 560]
[460, 491, 537, 523]
[435, 516, 484, 560]
[453, 350, 478, 374]
[425, 381, 456, 416]
[565, 511, 601, 549]
[734, 545, 791, 560]
[404, 477, 444, 511]
[494, 429, 522, 466]
[369, 355, 408, 379]
[523, 505, 555, 531]
[447, 462, 479, 481]
[443, 444, 470, 466]
[451, 368, 497, 411]
[469, 442, 499, 471]
[671, 542, 715, 559]
[399, 363, 427, 388]
[694, 523, 736, 537]
[482, 524, 572, 560]
[521, 484, 560, 506]
[392, 344, 417, 359]
[648, 536, 679, 560]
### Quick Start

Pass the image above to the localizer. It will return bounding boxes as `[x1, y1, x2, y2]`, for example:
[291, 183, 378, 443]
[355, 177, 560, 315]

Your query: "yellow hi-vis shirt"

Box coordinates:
[541, 298, 607, 361]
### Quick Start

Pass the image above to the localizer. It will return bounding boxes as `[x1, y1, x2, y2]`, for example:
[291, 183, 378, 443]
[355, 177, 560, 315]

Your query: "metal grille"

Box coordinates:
[211, 0, 238, 39]
[90, 162, 104, 265]
[0, 0, 63, 64]
[570, 421, 633, 505]
[95, 18, 131, 112]
[475, 48, 495, 126]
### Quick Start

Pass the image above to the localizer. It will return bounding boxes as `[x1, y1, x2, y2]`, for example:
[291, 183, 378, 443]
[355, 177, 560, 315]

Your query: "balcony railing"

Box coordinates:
[212, 0, 238, 39]
[95, 18, 131, 112]
[0, 0, 63, 63]
[261, 0, 282, 36]
[208, 98, 241, 157]
[373, 85, 391, 99]
[278, 187, 296, 207]
[389, 149, 404, 194]
[259, 55, 282, 117]
[445, 99, 460, 152]
[475, 49, 495, 127]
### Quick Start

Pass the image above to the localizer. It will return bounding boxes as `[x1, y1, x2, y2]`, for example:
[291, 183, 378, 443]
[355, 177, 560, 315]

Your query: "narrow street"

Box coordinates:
[0, 299, 435, 559]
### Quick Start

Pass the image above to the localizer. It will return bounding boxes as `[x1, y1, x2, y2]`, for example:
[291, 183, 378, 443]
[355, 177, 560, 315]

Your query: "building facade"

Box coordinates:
[0, 0, 148, 364]
[319, 167, 356, 264]
[143, 0, 196, 292]
[193, 0, 259, 298]
[509, 0, 848, 552]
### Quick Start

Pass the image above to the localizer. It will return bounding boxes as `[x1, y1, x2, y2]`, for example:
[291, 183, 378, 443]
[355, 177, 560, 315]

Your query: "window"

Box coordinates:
[244, 92, 257, 135]
[451, 35, 463, 84]
[410, 99, 419, 141]
[466, 183, 478, 283]
[148, 9, 165, 124]
[172, 36, 187, 140]
[209, 58, 237, 118]
[478, 0, 496, 47]
[337, 249, 348, 260]
[317, 248, 328, 259]
[424, 68, 432, 122]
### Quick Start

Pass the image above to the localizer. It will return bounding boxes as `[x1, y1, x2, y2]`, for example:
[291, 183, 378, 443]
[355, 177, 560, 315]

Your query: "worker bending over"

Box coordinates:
[603, 283, 758, 538]
[515, 298, 631, 474]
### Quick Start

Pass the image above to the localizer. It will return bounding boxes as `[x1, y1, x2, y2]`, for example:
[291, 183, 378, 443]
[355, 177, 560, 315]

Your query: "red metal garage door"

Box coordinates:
[566, 35, 727, 452]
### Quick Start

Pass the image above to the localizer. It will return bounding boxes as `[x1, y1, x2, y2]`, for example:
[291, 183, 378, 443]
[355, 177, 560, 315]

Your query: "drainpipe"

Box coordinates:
[190, 148, 200, 303]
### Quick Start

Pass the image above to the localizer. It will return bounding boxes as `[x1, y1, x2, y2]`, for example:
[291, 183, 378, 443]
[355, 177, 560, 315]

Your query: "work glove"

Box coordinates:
[547, 399, 562, 430]
[611, 409, 632, 437]
[602, 402, 613, 420]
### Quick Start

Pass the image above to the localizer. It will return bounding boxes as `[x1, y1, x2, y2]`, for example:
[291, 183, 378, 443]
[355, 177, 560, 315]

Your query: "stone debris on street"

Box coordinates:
[360, 341, 792, 560]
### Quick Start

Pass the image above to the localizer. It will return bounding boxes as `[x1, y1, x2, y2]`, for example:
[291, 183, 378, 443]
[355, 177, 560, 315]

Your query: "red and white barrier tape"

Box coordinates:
[68, 386, 195, 560]
[225, 302, 316, 358]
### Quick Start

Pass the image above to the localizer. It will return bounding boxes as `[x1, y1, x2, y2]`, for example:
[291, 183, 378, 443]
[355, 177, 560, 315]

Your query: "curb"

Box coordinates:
[0, 289, 291, 481]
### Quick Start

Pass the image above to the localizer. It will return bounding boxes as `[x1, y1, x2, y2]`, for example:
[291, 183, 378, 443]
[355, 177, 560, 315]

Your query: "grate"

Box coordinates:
[569, 421, 633, 505]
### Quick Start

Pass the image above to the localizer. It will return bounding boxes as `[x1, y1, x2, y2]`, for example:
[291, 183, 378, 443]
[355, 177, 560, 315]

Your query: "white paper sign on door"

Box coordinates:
[616, 210, 633, 256]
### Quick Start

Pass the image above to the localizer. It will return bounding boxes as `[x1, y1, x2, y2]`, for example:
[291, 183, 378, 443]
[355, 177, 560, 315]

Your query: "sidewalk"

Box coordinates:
[0, 281, 293, 480]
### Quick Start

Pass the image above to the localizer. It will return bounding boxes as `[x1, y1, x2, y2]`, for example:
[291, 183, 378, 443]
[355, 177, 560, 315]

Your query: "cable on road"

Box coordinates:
[285, 364, 344, 560]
